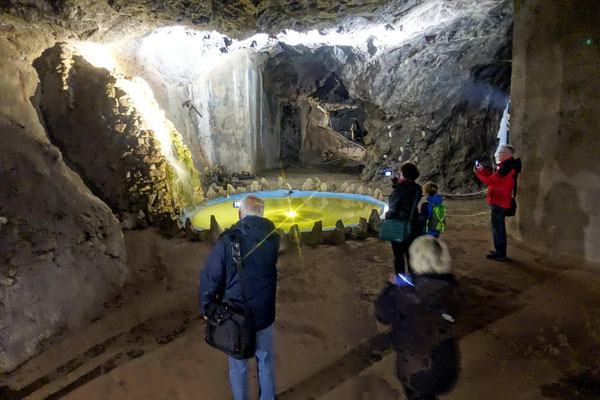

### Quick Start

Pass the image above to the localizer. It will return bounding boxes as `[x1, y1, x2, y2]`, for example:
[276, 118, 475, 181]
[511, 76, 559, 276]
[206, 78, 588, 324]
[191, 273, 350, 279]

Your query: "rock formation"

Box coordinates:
[261, 0, 513, 192]
[33, 43, 203, 220]
[0, 119, 128, 372]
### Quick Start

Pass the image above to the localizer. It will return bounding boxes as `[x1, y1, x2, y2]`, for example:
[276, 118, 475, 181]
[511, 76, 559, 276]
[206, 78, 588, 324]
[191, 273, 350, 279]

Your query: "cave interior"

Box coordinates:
[1, 0, 599, 398]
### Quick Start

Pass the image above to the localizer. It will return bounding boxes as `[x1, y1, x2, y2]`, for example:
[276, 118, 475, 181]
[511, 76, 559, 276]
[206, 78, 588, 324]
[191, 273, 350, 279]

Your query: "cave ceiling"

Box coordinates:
[1, 0, 412, 41]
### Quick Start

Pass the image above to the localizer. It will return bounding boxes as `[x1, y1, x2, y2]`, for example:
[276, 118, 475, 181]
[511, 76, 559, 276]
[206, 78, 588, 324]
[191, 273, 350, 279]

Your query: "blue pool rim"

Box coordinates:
[180, 189, 389, 232]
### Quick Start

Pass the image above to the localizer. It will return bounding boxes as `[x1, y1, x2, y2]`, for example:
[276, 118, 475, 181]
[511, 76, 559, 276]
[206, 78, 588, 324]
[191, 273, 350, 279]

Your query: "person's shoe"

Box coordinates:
[486, 252, 507, 261]
[488, 249, 496, 255]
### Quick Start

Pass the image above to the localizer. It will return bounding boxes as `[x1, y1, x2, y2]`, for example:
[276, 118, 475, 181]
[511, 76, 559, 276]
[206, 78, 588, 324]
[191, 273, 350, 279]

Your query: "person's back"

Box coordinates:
[419, 182, 445, 237]
[204, 215, 278, 329]
[384, 162, 423, 275]
[387, 179, 422, 222]
[375, 235, 460, 400]
[199, 195, 280, 400]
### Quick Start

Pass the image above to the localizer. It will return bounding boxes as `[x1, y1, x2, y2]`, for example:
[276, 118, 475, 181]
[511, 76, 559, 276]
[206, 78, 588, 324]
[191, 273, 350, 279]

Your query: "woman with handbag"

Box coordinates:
[384, 162, 422, 275]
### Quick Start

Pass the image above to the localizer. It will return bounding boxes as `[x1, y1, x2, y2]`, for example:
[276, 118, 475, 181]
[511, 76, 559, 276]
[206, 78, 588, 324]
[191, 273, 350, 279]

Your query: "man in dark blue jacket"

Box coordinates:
[199, 195, 280, 400]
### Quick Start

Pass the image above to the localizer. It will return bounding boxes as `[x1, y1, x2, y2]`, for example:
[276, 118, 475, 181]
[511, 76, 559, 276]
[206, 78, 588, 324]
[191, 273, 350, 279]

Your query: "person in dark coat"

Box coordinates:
[199, 195, 280, 400]
[375, 235, 460, 400]
[386, 162, 422, 275]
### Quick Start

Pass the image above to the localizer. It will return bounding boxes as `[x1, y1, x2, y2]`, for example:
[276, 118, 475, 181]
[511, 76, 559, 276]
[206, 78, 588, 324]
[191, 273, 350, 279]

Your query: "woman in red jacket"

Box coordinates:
[474, 145, 522, 261]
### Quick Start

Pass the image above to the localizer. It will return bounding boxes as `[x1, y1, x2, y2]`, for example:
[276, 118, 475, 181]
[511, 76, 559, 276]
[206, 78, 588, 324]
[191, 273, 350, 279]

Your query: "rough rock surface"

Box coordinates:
[262, 0, 513, 192]
[352, 0, 513, 191]
[33, 43, 201, 219]
[0, 0, 391, 41]
[0, 28, 131, 374]
[0, 118, 128, 373]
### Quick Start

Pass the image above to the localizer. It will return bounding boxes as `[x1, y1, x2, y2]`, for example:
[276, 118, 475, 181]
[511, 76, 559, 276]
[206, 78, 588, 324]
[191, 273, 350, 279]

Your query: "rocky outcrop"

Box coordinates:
[299, 98, 366, 163]
[33, 43, 203, 221]
[261, 0, 512, 192]
[0, 118, 128, 373]
[351, 1, 513, 192]
[0, 31, 131, 373]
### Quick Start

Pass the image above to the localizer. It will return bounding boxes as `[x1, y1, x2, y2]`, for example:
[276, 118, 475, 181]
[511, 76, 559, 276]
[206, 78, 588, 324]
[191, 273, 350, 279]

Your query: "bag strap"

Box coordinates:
[230, 236, 254, 324]
[512, 169, 519, 199]
[409, 188, 420, 220]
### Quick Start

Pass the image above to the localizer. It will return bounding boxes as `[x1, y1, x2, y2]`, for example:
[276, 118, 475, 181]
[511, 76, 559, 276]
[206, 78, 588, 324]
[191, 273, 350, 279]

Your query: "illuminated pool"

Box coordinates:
[182, 190, 388, 232]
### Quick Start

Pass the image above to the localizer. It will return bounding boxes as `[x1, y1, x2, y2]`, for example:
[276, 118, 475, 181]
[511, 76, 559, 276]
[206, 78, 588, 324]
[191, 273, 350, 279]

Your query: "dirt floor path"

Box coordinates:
[2, 196, 599, 399]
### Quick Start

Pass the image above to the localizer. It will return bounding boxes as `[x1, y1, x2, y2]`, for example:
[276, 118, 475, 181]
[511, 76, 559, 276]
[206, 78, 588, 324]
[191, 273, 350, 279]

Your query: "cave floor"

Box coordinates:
[2, 196, 600, 400]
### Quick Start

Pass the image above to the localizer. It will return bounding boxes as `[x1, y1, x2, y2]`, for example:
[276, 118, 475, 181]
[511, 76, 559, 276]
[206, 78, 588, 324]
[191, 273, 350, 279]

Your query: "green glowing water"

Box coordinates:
[191, 196, 383, 232]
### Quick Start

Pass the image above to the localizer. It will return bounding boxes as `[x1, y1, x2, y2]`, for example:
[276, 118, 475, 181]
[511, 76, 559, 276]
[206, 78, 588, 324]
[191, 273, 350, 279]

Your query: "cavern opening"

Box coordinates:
[2, 0, 600, 399]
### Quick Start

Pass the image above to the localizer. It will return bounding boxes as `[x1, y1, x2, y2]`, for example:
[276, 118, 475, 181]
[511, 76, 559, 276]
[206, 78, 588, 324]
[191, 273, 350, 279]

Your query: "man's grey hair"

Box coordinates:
[240, 195, 265, 218]
[408, 235, 452, 275]
[502, 144, 515, 156]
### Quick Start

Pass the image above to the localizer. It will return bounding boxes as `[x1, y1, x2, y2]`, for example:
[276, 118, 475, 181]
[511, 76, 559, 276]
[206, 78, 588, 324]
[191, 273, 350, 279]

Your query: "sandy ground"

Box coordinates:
[2, 173, 600, 400]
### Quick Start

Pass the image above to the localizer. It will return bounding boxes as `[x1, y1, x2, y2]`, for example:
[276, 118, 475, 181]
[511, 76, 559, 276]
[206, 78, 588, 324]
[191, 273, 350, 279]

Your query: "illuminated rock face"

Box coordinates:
[118, 35, 278, 174]
[33, 43, 202, 220]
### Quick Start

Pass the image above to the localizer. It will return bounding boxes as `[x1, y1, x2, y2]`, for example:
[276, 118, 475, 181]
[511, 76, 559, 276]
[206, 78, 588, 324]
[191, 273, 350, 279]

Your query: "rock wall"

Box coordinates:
[0, 29, 128, 372]
[345, 0, 513, 191]
[33, 43, 201, 220]
[509, 0, 600, 262]
[261, 0, 513, 191]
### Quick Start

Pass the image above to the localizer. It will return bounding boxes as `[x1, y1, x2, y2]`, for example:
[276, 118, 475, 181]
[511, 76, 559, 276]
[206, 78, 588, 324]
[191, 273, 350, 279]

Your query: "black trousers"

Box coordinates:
[391, 238, 416, 275]
[490, 204, 507, 256]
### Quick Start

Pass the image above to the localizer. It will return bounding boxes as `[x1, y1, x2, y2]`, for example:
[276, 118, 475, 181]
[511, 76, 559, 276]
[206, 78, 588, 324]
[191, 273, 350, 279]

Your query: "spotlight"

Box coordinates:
[286, 211, 297, 218]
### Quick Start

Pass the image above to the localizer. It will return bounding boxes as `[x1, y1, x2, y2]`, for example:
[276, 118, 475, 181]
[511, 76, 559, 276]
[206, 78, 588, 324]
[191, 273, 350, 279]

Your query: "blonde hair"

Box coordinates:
[409, 235, 451, 275]
[423, 181, 439, 197]
[240, 195, 265, 218]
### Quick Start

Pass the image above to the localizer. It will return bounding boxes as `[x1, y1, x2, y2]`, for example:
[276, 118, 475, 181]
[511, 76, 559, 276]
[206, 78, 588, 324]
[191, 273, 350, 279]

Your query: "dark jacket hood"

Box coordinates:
[499, 157, 522, 174]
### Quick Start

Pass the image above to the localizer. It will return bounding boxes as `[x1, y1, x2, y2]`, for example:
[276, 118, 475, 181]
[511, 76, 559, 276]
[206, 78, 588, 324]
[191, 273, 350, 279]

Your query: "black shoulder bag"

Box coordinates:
[505, 171, 518, 217]
[205, 236, 256, 359]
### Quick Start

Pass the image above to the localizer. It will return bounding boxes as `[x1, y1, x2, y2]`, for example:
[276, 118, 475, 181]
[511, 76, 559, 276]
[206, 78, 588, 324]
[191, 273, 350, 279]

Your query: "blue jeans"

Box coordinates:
[490, 204, 507, 256]
[229, 324, 275, 400]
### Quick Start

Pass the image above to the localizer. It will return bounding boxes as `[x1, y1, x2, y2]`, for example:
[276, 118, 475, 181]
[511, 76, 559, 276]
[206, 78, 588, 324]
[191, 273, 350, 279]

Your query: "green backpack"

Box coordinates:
[425, 201, 446, 234]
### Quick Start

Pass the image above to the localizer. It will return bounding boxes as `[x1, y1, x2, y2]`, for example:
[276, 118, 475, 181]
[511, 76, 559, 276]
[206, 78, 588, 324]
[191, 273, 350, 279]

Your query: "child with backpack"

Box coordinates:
[419, 182, 446, 237]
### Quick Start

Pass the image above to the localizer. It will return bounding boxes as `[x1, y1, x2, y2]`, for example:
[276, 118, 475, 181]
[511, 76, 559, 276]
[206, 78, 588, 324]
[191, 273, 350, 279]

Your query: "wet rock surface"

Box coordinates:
[33, 43, 199, 219]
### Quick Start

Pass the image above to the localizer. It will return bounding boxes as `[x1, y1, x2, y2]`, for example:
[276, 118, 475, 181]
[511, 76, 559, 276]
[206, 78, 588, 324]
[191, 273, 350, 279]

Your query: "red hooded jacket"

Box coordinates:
[476, 157, 522, 209]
